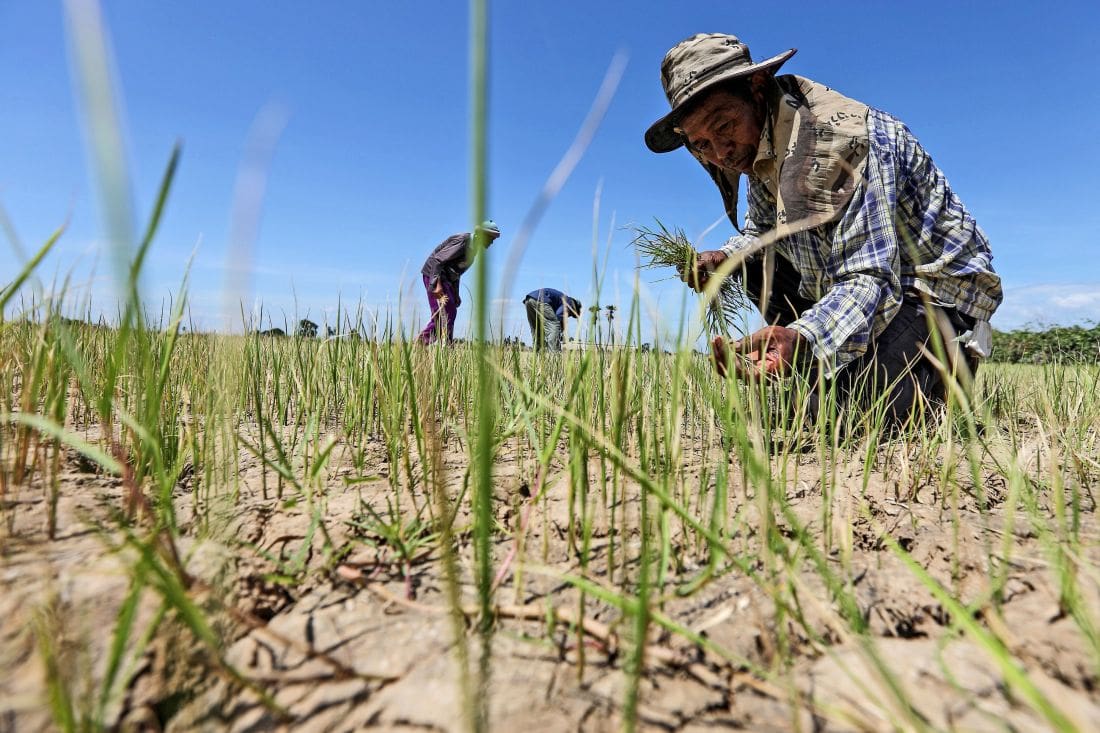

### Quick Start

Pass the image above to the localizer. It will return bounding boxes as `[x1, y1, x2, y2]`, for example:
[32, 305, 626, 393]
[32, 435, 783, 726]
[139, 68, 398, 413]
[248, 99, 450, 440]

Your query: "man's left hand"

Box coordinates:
[711, 326, 806, 380]
[678, 250, 727, 293]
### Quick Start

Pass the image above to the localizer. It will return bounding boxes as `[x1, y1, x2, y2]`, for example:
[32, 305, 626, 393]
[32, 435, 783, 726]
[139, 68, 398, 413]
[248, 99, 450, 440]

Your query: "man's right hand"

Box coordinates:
[711, 327, 807, 381]
[679, 249, 728, 293]
[432, 281, 445, 300]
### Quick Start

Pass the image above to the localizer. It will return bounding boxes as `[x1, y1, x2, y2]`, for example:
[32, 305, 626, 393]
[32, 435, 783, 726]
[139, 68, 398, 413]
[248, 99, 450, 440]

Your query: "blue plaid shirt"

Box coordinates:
[723, 108, 1002, 373]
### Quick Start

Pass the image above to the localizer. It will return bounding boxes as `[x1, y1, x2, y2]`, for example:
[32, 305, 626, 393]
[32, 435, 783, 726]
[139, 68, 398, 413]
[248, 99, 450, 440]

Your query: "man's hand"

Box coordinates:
[711, 326, 806, 380]
[679, 249, 728, 293]
[432, 281, 445, 300]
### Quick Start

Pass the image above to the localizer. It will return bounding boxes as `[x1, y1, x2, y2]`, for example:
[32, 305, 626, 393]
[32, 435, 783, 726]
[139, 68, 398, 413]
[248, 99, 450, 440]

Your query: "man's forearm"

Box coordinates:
[787, 275, 890, 373]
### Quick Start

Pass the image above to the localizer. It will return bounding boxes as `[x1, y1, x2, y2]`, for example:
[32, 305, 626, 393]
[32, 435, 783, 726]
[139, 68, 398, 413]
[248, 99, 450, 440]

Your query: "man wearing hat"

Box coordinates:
[418, 220, 500, 344]
[645, 33, 1002, 424]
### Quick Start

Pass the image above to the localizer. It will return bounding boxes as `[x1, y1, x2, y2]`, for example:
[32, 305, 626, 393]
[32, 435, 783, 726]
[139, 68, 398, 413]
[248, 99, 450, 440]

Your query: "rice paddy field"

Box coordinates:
[4, 4, 1100, 731]
[2, 305, 1100, 732]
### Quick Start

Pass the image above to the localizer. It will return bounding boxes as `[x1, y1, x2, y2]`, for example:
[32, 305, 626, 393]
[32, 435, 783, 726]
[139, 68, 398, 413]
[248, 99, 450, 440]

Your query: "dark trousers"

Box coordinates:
[740, 254, 976, 427]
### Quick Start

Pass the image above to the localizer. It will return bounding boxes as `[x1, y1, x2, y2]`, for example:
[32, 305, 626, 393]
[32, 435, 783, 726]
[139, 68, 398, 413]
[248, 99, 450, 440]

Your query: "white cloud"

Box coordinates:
[1051, 292, 1100, 309]
[994, 283, 1100, 330]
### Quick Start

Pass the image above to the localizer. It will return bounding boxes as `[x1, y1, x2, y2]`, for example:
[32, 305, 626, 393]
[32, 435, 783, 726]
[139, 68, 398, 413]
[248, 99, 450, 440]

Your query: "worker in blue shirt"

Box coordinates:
[523, 288, 582, 351]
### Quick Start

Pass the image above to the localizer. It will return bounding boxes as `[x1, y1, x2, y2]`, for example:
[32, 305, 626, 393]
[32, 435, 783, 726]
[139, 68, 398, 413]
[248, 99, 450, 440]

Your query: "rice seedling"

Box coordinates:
[631, 219, 751, 337]
[6, 271, 1100, 731]
[346, 497, 438, 595]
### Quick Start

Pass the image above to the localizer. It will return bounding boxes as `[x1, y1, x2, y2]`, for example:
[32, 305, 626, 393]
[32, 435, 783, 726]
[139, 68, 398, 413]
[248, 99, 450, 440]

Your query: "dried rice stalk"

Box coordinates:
[631, 220, 749, 336]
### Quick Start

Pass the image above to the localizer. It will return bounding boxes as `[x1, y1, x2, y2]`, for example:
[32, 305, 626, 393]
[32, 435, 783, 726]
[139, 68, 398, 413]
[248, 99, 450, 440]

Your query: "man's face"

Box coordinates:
[677, 87, 763, 175]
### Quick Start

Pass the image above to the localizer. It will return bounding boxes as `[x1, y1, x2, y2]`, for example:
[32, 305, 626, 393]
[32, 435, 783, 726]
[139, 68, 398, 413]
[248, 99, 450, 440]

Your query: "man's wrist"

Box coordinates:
[720, 233, 759, 259]
[786, 324, 815, 366]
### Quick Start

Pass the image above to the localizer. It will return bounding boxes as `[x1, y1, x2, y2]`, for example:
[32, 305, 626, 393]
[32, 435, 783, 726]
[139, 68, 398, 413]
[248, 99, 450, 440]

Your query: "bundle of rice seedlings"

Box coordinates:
[631, 220, 750, 336]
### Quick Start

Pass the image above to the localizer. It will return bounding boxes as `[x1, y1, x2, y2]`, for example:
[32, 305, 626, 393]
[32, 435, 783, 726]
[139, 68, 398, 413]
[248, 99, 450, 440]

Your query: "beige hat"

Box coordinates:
[645, 33, 796, 154]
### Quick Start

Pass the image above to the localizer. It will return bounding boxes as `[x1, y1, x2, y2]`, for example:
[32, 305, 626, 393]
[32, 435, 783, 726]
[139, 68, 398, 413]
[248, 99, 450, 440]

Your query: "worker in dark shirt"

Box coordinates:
[418, 220, 500, 344]
[523, 288, 582, 351]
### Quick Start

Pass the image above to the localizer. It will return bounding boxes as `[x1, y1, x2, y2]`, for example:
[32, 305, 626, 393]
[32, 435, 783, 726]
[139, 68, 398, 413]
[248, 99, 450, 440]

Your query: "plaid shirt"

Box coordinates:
[722, 107, 1002, 373]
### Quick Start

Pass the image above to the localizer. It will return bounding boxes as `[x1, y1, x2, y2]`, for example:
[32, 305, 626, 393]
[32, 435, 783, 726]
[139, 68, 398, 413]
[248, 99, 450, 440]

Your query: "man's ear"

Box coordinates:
[749, 71, 769, 101]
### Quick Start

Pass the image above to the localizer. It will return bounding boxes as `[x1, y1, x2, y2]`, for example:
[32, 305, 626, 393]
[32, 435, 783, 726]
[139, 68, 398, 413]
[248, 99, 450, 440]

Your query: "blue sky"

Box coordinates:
[2, 1, 1098, 343]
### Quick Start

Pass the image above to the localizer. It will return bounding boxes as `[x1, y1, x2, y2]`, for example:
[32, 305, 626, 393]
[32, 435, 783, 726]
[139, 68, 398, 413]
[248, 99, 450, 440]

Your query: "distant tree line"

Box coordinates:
[991, 323, 1100, 363]
[257, 319, 360, 339]
[67, 312, 1100, 364]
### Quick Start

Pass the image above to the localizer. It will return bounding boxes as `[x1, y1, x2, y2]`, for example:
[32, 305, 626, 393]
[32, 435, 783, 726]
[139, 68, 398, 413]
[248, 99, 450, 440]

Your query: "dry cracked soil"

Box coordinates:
[3, 427, 1100, 732]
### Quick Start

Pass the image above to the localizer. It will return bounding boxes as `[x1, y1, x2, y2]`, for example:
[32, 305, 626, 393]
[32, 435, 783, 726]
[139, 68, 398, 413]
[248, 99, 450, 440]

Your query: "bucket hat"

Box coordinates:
[645, 34, 796, 154]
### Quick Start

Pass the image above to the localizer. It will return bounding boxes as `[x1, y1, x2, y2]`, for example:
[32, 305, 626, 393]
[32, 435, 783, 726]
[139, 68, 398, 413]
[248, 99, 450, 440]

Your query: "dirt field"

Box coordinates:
[4, 407, 1099, 732]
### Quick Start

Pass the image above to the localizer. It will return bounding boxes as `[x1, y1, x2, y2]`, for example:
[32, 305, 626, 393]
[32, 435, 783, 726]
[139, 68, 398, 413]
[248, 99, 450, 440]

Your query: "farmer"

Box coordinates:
[418, 220, 501, 344]
[644, 33, 1002, 425]
[523, 288, 582, 351]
